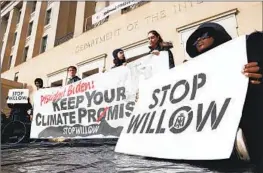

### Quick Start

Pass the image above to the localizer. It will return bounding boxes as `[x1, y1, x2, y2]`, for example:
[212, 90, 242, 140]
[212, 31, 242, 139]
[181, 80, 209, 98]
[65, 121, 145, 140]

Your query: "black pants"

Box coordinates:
[240, 84, 263, 172]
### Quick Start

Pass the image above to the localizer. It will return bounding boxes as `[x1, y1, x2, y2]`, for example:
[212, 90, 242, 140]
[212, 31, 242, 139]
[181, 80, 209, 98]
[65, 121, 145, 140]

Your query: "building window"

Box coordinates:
[32, 1, 37, 13]
[45, 9, 52, 25]
[178, 13, 238, 59]
[27, 22, 33, 36]
[3, 17, 8, 34]
[82, 68, 99, 79]
[13, 32, 17, 46]
[14, 72, 19, 82]
[41, 36, 48, 53]
[23, 46, 29, 62]
[8, 56, 13, 69]
[51, 80, 63, 87]
[17, 10, 21, 24]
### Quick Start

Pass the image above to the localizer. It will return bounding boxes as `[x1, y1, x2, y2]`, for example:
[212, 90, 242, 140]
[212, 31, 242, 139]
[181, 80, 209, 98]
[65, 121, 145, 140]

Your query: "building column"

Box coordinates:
[0, 8, 18, 72]
[0, 17, 8, 56]
[12, 1, 31, 66]
[32, 2, 48, 58]
[46, 1, 61, 50]
[74, 1, 85, 38]
[27, 1, 47, 60]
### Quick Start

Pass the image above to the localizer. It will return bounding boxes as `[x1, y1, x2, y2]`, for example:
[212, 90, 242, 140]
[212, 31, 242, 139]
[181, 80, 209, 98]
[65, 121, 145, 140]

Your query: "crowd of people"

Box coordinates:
[3, 22, 263, 172]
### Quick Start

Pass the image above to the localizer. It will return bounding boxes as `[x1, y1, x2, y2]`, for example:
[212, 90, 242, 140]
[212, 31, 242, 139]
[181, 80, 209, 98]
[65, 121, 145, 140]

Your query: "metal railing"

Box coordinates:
[84, 15, 109, 33]
[84, 1, 149, 33]
[121, 1, 149, 14]
[54, 1, 149, 47]
[54, 32, 74, 47]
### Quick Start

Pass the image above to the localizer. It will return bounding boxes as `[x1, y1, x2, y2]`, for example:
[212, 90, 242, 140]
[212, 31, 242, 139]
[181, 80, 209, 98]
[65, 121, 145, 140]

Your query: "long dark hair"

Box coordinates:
[148, 30, 164, 45]
[112, 48, 126, 67]
[34, 78, 43, 88]
[148, 30, 173, 50]
[113, 58, 126, 67]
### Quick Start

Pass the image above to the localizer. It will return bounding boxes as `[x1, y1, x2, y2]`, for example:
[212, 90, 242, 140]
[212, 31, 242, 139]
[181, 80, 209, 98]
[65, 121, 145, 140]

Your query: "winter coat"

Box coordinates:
[67, 76, 81, 85]
[7, 102, 32, 122]
[186, 22, 263, 167]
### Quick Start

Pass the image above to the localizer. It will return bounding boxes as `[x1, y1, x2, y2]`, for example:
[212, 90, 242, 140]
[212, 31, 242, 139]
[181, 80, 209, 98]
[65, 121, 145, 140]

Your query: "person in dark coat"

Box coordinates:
[67, 66, 81, 85]
[148, 30, 175, 69]
[112, 48, 127, 68]
[186, 22, 263, 172]
[1, 111, 9, 128]
[7, 97, 32, 123]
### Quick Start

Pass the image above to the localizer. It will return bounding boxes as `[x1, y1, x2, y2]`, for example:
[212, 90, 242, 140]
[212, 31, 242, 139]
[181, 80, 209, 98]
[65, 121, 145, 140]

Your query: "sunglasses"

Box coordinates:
[193, 32, 210, 46]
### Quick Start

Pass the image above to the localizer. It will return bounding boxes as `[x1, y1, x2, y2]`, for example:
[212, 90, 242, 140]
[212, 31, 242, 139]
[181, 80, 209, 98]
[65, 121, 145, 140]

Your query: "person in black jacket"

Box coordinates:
[67, 66, 81, 85]
[7, 97, 32, 123]
[186, 22, 263, 172]
[112, 48, 127, 68]
[148, 30, 175, 69]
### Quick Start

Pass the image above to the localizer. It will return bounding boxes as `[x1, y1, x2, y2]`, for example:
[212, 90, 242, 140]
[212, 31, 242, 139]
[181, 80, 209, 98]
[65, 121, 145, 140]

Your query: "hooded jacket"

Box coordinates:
[186, 22, 263, 167]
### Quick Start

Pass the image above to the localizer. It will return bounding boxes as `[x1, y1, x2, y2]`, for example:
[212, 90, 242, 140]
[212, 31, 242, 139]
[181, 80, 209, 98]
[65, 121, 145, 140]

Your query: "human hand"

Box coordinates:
[242, 62, 262, 84]
[151, 50, 160, 56]
[27, 109, 32, 115]
[135, 92, 139, 102]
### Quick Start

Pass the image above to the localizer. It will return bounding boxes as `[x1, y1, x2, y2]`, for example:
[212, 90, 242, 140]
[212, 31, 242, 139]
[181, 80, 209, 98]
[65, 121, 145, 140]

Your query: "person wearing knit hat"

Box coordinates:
[112, 48, 127, 68]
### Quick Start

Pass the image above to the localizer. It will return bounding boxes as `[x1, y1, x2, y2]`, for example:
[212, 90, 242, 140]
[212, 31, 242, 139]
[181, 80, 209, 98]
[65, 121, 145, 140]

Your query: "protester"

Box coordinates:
[28, 78, 45, 121]
[67, 66, 81, 85]
[148, 30, 175, 69]
[34, 78, 44, 90]
[7, 97, 32, 123]
[1, 111, 9, 128]
[186, 22, 263, 172]
[112, 48, 127, 68]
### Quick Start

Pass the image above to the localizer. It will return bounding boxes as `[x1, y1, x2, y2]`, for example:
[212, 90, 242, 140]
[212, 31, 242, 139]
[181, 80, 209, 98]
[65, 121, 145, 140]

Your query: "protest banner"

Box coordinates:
[92, 1, 139, 24]
[115, 36, 249, 160]
[125, 51, 169, 101]
[7, 89, 29, 104]
[30, 52, 169, 139]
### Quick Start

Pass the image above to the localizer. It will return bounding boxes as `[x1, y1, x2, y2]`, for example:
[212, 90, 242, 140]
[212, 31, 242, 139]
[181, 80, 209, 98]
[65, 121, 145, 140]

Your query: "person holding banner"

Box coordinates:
[148, 30, 175, 69]
[67, 66, 81, 85]
[28, 78, 46, 121]
[112, 48, 127, 68]
[34, 78, 44, 90]
[7, 97, 32, 123]
[186, 22, 263, 172]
